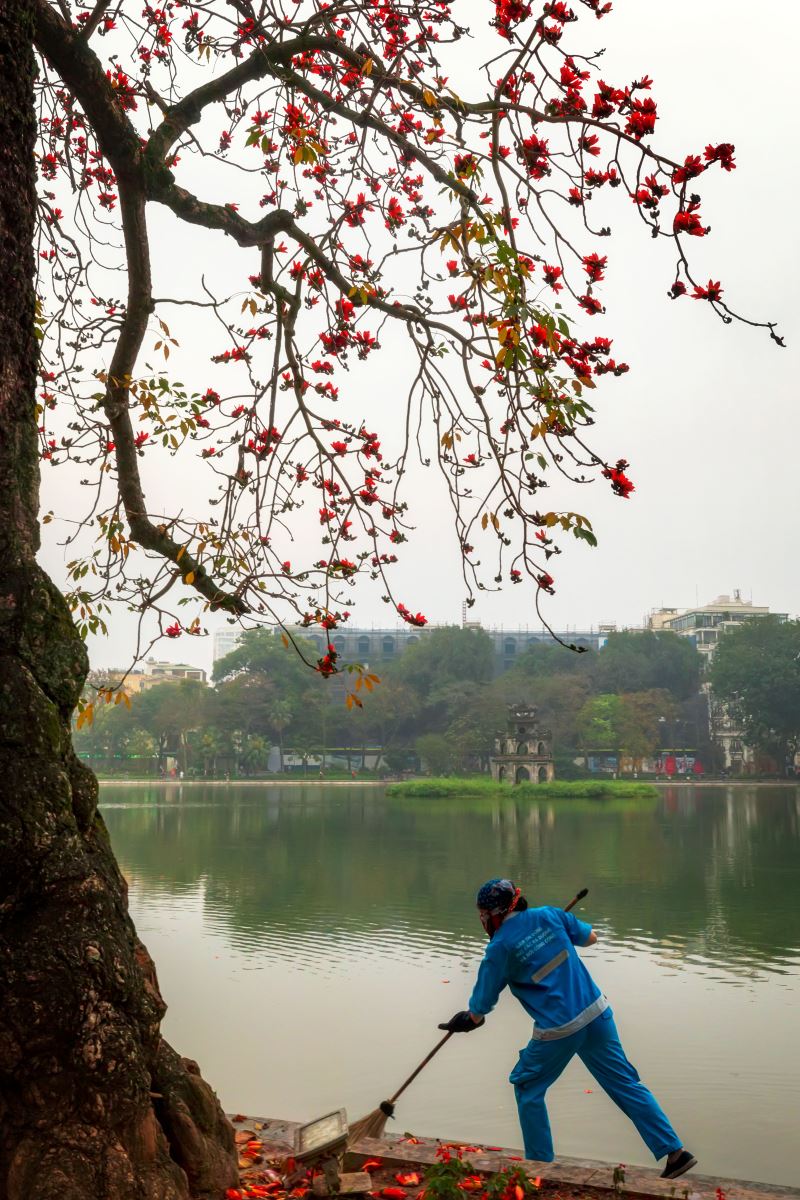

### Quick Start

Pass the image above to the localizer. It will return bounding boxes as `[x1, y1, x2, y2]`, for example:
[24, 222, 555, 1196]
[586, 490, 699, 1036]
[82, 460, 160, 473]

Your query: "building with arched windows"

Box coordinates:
[489, 704, 555, 784]
[212, 624, 611, 672]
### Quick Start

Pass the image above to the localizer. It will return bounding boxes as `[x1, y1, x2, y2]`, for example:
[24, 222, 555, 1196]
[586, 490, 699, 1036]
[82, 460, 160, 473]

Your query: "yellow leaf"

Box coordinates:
[184, 571, 195, 585]
[176, 546, 186, 561]
[422, 88, 437, 107]
[281, 634, 289, 648]
[77, 703, 94, 730]
[362, 57, 373, 76]
[481, 513, 489, 530]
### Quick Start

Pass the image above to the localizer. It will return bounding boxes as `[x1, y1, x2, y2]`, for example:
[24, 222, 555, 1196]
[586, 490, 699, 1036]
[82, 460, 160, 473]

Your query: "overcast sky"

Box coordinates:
[39, 1, 800, 675]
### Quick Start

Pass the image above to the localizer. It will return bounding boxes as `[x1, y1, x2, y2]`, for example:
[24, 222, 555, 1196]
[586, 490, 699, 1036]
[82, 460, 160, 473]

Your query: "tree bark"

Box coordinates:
[0, 4, 238, 1196]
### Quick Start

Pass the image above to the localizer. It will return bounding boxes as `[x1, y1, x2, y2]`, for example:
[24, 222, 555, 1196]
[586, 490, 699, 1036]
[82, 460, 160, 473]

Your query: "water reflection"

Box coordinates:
[104, 784, 800, 978]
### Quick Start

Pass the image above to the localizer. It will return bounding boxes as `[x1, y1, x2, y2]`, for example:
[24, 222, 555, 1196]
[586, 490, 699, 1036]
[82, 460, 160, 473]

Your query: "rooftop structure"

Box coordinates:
[647, 592, 786, 662]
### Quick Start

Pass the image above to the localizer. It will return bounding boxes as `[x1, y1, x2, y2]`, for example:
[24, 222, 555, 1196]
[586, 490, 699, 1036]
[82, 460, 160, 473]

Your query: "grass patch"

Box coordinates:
[385, 776, 658, 800]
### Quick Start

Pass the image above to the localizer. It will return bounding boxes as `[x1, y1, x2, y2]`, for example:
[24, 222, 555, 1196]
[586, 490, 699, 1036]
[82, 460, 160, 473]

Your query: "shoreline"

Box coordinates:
[92, 777, 800, 788]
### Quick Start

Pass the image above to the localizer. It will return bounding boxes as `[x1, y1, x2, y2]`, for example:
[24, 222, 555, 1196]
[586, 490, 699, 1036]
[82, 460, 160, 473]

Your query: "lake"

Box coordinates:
[100, 783, 800, 1187]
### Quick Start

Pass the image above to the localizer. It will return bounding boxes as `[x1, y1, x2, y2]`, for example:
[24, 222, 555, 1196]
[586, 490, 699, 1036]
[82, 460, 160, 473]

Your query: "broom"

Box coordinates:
[348, 887, 589, 1144]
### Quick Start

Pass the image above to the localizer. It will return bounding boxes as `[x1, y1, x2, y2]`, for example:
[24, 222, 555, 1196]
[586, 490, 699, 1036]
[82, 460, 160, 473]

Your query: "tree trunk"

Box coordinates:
[0, 5, 238, 1197]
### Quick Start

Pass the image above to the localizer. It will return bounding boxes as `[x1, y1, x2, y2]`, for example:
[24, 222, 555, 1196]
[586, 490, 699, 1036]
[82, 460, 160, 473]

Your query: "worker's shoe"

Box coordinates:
[660, 1150, 697, 1180]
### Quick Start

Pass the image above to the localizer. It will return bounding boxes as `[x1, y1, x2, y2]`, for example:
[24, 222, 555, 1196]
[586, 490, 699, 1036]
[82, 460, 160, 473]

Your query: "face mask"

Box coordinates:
[479, 887, 522, 938]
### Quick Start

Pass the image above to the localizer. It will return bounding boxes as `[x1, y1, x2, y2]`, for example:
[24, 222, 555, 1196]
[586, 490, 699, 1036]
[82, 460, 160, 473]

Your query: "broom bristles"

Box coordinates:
[347, 1100, 394, 1144]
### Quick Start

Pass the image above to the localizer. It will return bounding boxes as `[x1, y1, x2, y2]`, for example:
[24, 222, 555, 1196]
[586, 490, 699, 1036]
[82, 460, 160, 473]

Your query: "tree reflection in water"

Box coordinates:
[103, 784, 800, 978]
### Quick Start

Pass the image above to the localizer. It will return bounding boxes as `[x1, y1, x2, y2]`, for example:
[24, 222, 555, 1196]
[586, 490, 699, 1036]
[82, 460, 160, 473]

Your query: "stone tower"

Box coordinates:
[490, 704, 555, 784]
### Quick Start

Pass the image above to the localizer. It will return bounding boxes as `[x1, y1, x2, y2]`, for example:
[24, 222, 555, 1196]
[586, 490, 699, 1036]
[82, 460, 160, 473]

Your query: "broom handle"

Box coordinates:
[389, 1030, 453, 1105]
[388, 886, 589, 1107]
[564, 887, 588, 912]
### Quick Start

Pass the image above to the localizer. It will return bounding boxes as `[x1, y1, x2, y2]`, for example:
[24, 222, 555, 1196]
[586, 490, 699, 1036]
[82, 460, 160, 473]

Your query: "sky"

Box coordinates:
[38, 1, 800, 675]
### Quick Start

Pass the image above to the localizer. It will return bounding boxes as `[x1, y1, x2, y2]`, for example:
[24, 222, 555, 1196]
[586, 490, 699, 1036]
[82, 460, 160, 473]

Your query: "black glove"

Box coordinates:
[438, 1010, 485, 1033]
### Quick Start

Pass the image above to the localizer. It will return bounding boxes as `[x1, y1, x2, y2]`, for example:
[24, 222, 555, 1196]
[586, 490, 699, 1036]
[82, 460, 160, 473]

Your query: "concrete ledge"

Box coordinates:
[228, 1117, 799, 1200]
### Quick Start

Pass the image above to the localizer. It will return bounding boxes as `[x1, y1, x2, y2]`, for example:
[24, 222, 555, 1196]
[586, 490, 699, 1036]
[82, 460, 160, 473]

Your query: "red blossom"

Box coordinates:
[165, 622, 181, 637]
[397, 603, 427, 627]
[602, 458, 635, 498]
[543, 264, 563, 291]
[704, 142, 736, 171]
[385, 197, 405, 230]
[672, 154, 705, 185]
[673, 205, 709, 237]
[578, 294, 604, 315]
[692, 279, 723, 302]
[582, 253, 607, 282]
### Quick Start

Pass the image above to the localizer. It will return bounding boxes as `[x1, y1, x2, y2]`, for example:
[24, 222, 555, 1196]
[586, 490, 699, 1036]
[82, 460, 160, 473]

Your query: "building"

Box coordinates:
[211, 622, 623, 674]
[490, 704, 555, 784]
[139, 659, 207, 689]
[213, 628, 242, 664]
[648, 593, 788, 771]
[88, 668, 149, 696]
[648, 592, 786, 664]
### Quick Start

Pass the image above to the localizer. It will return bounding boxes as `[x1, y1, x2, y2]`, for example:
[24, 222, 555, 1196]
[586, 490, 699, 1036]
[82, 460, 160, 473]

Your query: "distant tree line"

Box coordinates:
[75, 625, 718, 776]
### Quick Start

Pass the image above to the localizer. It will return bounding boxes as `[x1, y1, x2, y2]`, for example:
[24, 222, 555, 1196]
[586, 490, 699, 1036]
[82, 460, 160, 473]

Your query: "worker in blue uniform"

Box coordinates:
[439, 878, 696, 1180]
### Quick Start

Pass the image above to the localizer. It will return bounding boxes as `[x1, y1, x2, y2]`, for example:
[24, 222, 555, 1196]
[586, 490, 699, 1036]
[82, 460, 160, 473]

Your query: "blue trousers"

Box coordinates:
[509, 1009, 682, 1163]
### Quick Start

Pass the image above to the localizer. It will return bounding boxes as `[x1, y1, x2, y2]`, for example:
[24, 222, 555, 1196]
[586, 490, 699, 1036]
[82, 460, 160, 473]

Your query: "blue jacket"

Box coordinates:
[469, 906, 607, 1040]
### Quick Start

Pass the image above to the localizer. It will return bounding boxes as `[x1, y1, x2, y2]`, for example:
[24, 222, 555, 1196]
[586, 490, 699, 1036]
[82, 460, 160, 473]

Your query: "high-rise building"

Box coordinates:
[213, 628, 242, 664]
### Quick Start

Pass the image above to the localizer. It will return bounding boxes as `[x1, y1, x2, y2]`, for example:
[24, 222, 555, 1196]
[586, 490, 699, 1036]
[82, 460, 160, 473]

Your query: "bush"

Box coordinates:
[385, 776, 658, 800]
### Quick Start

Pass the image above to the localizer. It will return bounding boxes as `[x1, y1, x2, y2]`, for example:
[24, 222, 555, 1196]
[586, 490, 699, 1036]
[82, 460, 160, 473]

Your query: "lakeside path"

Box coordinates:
[95, 778, 800, 788]
[230, 1116, 800, 1200]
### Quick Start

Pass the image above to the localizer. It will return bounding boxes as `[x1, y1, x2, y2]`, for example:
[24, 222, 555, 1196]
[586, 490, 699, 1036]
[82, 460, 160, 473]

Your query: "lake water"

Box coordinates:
[100, 783, 800, 1187]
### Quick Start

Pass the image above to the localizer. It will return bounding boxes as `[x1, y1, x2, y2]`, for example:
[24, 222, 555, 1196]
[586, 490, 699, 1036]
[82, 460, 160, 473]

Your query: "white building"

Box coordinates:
[213, 628, 242, 664]
[648, 593, 788, 771]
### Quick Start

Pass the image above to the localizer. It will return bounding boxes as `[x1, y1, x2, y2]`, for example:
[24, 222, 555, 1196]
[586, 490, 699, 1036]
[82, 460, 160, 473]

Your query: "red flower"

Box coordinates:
[519, 134, 550, 179]
[704, 142, 736, 171]
[692, 279, 723, 302]
[582, 253, 607, 283]
[134, 431, 149, 448]
[385, 197, 405, 230]
[578, 294, 603, 315]
[331, 441, 348, 455]
[602, 458, 635, 498]
[673, 206, 708, 237]
[397, 603, 427, 627]
[543, 264, 563, 292]
[165, 622, 181, 637]
[672, 154, 705, 185]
